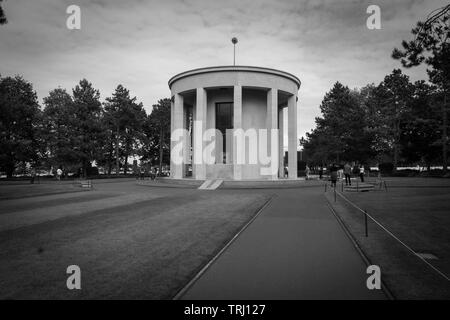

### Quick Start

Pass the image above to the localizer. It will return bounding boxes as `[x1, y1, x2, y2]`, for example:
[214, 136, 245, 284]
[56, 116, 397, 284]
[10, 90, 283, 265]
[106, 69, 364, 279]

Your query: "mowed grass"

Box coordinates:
[0, 185, 270, 299]
[327, 178, 450, 299]
[0, 182, 89, 200]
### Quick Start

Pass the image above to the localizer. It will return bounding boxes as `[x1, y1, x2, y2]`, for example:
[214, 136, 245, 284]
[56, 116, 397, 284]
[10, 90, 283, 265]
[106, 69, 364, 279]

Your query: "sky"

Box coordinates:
[1, 0, 448, 141]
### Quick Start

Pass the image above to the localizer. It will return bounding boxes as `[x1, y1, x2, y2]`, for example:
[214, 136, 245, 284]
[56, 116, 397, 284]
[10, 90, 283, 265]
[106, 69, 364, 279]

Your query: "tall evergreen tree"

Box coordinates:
[143, 98, 171, 175]
[103, 85, 146, 175]
[377, 69, 415, 170]
[0, 75, 41, 177]
[301, 82, 374, 164]
[393, 4, 450, 173]
[71, 79, 103, 177]
[400, 81, 440, 169]
[42, 88, 75, 168]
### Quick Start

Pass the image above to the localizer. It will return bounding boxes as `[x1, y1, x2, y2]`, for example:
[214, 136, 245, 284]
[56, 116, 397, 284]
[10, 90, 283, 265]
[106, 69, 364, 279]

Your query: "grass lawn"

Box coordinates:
[0, 182, 271, 299]
[0, 183, 90, 200]
[326, 177, 450, 299]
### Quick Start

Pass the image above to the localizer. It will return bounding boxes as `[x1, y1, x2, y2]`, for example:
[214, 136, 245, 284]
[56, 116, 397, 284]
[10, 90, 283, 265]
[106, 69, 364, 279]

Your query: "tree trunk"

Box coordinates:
[5, 154, 14, 178]
[393, 120, 400, 171]
[443, 92, 448, 174]
[83, 159, 87, 178]
[115, 126, 120, 175]
[159, 128, 164, 176]
[107, 135, 114, 175]
[107, 148, 112, 175]
[393, 144, 398, 171]
[6, 167, 14, 179]
[124, 154, 128, 175]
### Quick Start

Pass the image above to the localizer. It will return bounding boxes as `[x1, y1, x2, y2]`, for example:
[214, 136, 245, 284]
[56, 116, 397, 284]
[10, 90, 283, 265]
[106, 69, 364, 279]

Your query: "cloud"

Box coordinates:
[0, 0, 447, 140]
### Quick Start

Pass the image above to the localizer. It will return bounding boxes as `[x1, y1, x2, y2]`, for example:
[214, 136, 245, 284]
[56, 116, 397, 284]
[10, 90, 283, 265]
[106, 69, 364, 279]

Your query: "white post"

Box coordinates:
[183, 106, 190, 167]
[233, 85, 243, 180]
[288, 94, 298, 179]
[194, 88, 207, 180]
[278, 107, 284, 178]
[171, 93, 184, 179]
[267, 88, 278, 180]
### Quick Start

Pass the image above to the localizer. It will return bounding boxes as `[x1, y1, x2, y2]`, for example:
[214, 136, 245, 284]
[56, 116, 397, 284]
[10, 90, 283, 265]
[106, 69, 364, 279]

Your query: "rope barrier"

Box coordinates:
[330, 188, 450, 282]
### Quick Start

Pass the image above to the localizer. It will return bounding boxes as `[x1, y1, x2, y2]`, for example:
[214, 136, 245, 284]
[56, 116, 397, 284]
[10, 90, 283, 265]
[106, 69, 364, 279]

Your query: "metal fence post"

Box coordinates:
[364, 210, 368, 237]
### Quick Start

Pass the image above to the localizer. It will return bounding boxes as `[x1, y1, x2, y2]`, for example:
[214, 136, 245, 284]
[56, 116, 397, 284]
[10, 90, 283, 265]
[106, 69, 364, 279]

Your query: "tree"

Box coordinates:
[392, 4, 450, 173]
[103, 85, 146, 175]
[300, 127, 335, 165]
[143, 98, 171, 174]
[0, 0, 7, 25]
[0, 75, 41, 177]
[71, 79, 103, 177]
[42, 88, 76, 168]
[97, 114, 116, 175]
[400, 81, 440, 169]
[301, 82, 374, 165]
[376, 69, 415, 170]
[359, 84, 391, 163]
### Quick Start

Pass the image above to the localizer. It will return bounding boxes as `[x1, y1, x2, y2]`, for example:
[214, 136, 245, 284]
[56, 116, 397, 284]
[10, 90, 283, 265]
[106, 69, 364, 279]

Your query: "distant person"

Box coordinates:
[30, 168, 36, 184]
[338, 166, 344, 180]
[56, 168, 62, 181]
[150, 168, 156, 181]
[305, 165, 310, 180]
[359, 165, 365, 182]
[330, 164, 338, 188]
[319, 166, 323, 180]
[344, 162, 352, 186]
[353, 163, 360, 176]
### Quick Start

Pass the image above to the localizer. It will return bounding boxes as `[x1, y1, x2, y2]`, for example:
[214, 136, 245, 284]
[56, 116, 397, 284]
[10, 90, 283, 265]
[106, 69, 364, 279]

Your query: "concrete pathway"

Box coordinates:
[180, 187, 386, 299]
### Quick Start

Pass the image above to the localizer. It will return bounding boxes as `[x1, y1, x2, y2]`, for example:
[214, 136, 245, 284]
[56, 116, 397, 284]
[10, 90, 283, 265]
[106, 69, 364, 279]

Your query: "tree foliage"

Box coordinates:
[0, 75, 41, 177]
[42, 88, 75, 167]
[70, 79, 103, 176]
[301, 82, 374, 164]
[1, 73, 170, 178]
[142, 98, 171, 173]
[302, 72, 442, 169]
[0, 0, 7, 25]
[103, 85, 146, 175]
[400, 81, 441, 168]
[393, 4, 450, 172]
[376, 69, 415, 169]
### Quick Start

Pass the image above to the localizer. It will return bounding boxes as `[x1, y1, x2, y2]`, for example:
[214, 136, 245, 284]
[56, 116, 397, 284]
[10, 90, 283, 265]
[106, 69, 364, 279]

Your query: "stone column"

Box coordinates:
[170, 93, 184, 179]
[182, 106, 190, 173]
[233, 85, 242, 180]
[194, 88, 207, 180]
[288, 94, 298, 179]
[278, 107, 284, 178]
[267, 88, 278, 180]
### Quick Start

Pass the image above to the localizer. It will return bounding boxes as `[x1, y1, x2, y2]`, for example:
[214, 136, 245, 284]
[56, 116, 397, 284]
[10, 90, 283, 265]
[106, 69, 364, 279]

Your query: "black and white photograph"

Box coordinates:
[0, 0, 449, 308]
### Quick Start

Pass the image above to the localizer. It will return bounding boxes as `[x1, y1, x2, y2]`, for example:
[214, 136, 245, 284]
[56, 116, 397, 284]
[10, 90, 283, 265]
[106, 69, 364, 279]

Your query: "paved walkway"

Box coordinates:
[180, 187, 386, 299]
